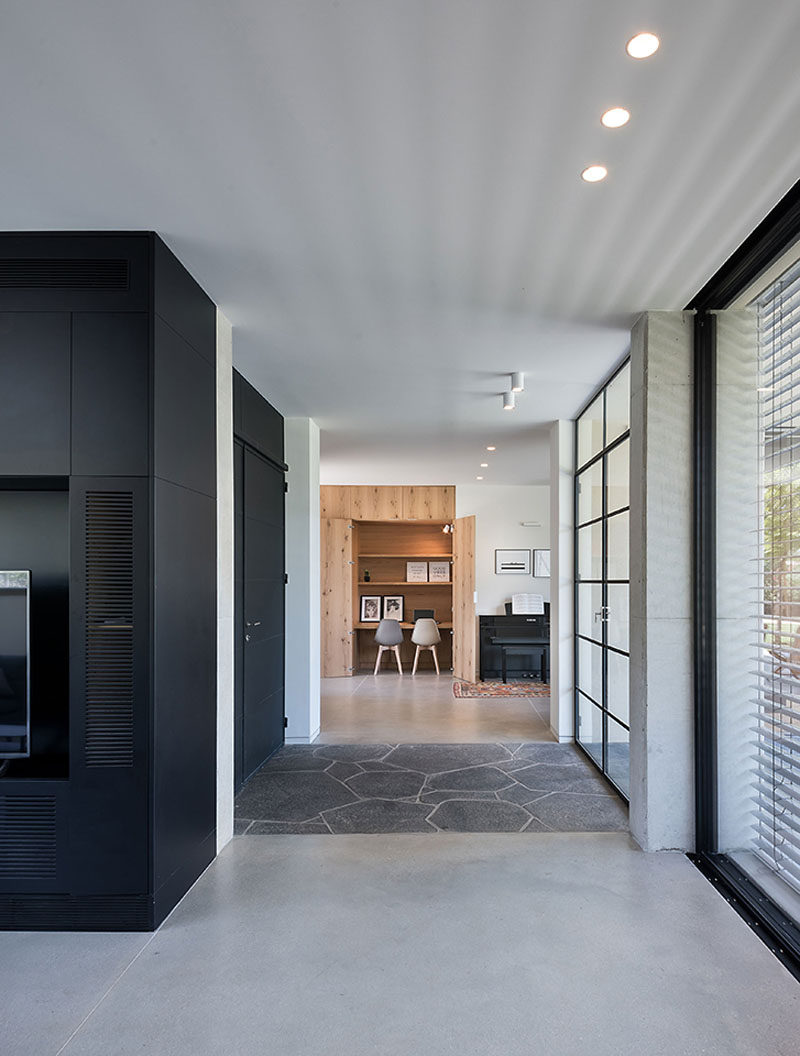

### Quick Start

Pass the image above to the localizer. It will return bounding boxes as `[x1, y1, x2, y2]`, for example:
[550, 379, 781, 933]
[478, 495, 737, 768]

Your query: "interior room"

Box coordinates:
[2, 3, 800, 1054]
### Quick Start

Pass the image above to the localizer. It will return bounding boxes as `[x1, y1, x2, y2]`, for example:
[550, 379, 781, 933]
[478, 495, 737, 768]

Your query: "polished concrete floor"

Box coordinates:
[319, 672, 553, 743]
[5, 834, 800, 1056]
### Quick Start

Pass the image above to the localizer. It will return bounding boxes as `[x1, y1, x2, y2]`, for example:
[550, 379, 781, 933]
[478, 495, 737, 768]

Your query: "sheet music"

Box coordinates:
[511, 593, 544, 615]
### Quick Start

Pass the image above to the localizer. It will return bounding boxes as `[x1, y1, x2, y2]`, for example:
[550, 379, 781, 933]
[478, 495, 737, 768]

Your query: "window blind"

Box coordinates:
[756, 256, 800, 892]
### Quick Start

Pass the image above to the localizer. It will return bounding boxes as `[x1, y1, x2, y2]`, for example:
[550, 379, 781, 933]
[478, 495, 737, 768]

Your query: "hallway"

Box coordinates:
[6, 834, 799, 1056]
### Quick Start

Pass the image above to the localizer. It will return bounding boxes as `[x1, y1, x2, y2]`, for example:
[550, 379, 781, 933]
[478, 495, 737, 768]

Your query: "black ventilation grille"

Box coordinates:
[0, 258, 129, 289]
[0, 796, 56, 880]
[85, 492, 135, 767]
[0, 894, 151, 931]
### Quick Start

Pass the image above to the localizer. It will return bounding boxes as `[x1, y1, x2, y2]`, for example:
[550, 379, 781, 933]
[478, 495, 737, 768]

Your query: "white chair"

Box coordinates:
[411, 618, 441, 674]
[373, 618, 404, 674]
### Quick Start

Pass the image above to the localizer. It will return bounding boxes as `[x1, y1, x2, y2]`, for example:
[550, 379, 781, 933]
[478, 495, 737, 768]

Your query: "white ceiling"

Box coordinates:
[2, 1, 800, 485]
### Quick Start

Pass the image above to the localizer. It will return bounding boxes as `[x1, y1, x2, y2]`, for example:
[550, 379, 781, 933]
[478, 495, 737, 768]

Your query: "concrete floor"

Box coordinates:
[4, 834, 800, 1055]
[319, 673, 553, 742]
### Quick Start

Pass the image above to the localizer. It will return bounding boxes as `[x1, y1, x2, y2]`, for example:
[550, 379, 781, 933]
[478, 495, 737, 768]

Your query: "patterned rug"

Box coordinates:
[453, 680, 550, 698]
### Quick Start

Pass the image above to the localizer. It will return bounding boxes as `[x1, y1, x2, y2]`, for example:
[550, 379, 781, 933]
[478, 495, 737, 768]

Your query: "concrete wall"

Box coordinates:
[284, 418, 321, 744]
[629, 311, 695, 852]
[549, 421, 574, 743]
[455, 484, 550, 615]
[215, 311, 235, 853]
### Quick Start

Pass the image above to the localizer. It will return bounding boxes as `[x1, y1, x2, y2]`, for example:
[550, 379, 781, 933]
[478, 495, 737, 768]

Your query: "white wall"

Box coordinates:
[549, 421, 574, 742]
[215, 311, 235, 854]
[284, 418, 321, 743]
[455, 485, 550, 615]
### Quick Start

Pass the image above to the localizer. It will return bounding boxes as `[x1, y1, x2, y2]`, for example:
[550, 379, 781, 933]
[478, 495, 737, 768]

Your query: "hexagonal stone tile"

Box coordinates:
[509, 743, 585, 767]
[419, 790, 499, 805]
[235, 771, 358, 822]
[511, 763, 610, 794]
[426, 765, 513, 791]
[346, 770, 425, 800]
[528, 792, 628, 831]
[428, 799, 531, 832]
[323, 799, 434, 833]
[384, 743, 511, 773]
[325, 761, 364, 781]
[259, 749, 331, 772]
[313, 744, 393, 762]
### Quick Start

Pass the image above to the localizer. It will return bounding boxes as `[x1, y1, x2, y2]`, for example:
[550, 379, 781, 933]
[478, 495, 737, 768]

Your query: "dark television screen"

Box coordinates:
[0, 570, 30, 758]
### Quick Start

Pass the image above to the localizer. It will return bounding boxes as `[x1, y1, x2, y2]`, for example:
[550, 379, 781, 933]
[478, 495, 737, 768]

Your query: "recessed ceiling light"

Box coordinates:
[601, 107, 630, 129]
[486, 445, 496, 451]
[480, 463, 488, 468]
[476, 476, 484, 481]
[581, 165, 608, 183]
[626, 32, 659, 59]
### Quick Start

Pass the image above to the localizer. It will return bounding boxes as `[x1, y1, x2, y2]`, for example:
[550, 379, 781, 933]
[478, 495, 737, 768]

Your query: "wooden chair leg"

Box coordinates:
[412, 645, 420, 675]
[431, 645, 440, 674]
[393, 645, 403, 674]
[374, 646, 384, 675]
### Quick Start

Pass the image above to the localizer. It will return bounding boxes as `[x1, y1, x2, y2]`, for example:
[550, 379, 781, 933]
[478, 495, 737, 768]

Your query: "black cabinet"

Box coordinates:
[0, 233, 218, 931]
[479, 612, 551, 682]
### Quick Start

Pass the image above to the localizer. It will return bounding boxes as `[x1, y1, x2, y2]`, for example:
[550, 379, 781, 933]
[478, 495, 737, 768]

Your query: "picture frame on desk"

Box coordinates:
[382, 595, 404, 621]
[360, 595, 381, 622]
[428, 560, 450, 582]
[406, 561, 428, 582]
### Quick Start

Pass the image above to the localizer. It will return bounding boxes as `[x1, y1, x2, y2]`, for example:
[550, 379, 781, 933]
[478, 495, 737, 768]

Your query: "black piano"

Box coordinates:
[479, 607, 550, 683]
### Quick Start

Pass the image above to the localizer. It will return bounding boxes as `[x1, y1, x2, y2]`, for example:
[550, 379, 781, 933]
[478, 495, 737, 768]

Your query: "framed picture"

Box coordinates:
[495, 549, 532, 575]
[382, 595, 404, 622]
[533, 549, 551, 578]
[428, 560, 451, 582]
[406, 561, 428, 582]
[360, 595, 381, 622]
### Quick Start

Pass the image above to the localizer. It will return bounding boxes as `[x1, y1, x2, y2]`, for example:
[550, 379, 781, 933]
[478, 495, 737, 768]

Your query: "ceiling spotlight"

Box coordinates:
[601, 107, 630, 128]
[442, 523, 453, 534]
[510, 372, 525, 392]
[480, 463, 488, 468]
[626, 32, 659, 58]
[581, 165, 608, 183]
[503, 392, 516, 411]
[476, 476, 484, 481]
[486, 445, 496, 451]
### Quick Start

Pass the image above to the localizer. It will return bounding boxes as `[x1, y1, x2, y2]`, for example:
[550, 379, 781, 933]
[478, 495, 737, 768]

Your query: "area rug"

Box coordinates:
[453, 680, 550, 698]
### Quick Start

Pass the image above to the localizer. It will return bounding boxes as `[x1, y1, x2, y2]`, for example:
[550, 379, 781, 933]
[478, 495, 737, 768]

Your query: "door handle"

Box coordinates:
[245, 633, 251, 642]
[246, 620, 262, 627]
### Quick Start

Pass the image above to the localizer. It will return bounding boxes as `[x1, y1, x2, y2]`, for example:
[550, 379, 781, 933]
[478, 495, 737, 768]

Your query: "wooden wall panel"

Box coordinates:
[452, 515, 477, 682]
[403, 486, 455, 521]
[321, 518, 354, 677]
[320, 485, 351, 519]
[350, 485, 403, 520]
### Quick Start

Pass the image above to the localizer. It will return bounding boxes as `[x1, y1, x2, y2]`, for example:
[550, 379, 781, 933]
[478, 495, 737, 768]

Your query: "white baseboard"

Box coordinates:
[285, 727, 320, 746]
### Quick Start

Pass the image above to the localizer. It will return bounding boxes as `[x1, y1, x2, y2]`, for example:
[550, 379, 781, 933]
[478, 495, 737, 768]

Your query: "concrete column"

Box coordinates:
[215, 311, 235, 853]
[549, 420, 574, 742]
[284, 418, 321, 743]
[629, 311, 694, 851]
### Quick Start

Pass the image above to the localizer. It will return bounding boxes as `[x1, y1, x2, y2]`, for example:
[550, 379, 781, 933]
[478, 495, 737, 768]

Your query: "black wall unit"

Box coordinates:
[479, 612, 551, 682]
[233, 372, 286, 792]
[0, 233, 217, 931]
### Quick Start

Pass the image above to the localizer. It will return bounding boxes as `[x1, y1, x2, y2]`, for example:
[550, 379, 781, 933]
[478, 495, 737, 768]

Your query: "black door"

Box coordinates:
[234, 441, 285, 788]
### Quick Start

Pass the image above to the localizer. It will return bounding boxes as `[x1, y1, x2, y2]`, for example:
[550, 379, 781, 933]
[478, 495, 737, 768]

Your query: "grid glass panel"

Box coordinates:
[577, 461, 603, 526]
[577, 394, 604, 469]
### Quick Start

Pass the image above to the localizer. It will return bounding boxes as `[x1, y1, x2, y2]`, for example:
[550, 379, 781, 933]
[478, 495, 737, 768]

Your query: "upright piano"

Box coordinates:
[479, 606, 550, 683]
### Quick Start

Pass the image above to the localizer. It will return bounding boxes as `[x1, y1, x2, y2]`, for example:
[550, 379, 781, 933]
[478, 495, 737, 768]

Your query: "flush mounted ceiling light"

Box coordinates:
[626, 32, 659, 58]
[503, 392, 516, 411]
[486, 445, 496, 451]
[581, 165, 608, 183]
[480, 463, 488, 468]
[476, 476, 484, 481]
[510, 372, 525, 392]
[601, 107, 630, 128]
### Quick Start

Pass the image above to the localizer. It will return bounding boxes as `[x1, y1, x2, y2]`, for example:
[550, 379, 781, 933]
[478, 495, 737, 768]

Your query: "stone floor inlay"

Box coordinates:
[234, 742, 628, 835]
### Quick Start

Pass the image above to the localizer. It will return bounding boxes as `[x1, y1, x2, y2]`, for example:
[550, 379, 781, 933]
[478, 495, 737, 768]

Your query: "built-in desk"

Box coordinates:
[479, 612, 550, 682]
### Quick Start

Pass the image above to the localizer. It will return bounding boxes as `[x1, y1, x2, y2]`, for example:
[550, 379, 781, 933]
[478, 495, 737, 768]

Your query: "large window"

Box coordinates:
[574, 362, 630, 797]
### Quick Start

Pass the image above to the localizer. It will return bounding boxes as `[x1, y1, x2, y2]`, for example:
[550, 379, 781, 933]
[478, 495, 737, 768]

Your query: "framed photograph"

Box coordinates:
[406, 561, 428, 582]
[495, 549, 532, 575]
[360, 595, 381, 622]
[533, 549, 551, 578]
[428, 560, 451, 582]
[382, 595, 404, 622]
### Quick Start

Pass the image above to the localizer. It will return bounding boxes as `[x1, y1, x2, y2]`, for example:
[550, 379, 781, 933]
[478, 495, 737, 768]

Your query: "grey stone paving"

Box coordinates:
[234, 743, 628, 834]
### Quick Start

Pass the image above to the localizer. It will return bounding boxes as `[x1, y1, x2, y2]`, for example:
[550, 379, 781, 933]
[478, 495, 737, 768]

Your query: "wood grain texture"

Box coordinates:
[350, 485, 403, 520]
[320, 485, 350, 519]
[452, 515, 477, 682]
[402, 486, 455, 520]
[321, 518, 354, 677]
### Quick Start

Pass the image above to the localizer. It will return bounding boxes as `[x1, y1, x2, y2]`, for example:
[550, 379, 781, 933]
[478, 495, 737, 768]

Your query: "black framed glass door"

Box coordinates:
[574, 362, 630, 797]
